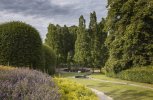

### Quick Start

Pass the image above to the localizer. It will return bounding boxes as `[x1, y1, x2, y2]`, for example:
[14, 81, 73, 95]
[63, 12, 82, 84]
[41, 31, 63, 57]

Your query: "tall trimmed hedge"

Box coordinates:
[43, 44, 56, 75]
[0, 21, 44, 69]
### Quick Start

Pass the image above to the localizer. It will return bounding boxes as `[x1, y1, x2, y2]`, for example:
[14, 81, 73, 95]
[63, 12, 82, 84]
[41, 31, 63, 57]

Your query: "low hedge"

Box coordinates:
[117, 66, 153, 83]
[53, 78, 98, 100]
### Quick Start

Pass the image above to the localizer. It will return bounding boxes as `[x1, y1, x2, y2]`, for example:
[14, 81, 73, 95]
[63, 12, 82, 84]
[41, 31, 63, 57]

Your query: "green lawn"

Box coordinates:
[59, 72, 153, 100]
[90, 73, 153, 88]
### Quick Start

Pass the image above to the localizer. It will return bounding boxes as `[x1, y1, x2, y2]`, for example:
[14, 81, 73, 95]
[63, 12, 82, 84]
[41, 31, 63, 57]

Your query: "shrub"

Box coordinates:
[43, 44, 56, 75]
[0, 65, 15, 71]
[0, 66, 60, 100]
[0, 21, 44, 69]
[117, 66, 153, 83]
[54, 78, 98, 100]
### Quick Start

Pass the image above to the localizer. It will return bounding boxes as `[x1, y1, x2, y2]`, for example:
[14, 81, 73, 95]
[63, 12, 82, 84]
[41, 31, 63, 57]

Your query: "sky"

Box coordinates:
[0, 0, 108, 40]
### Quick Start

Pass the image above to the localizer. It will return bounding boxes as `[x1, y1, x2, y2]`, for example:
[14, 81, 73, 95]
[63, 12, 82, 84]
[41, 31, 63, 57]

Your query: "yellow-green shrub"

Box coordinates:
[53, 78, 98, 100]
[0, 66, 15, 71]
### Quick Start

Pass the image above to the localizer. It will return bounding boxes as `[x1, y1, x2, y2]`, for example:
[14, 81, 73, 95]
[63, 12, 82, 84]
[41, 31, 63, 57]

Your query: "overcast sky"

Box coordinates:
[0, 0, 107, 40]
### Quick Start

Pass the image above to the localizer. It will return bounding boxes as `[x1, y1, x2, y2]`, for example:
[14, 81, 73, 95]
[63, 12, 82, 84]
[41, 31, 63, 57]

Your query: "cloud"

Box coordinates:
[0, 0, 107, 40]
[0, 0, 74, 17]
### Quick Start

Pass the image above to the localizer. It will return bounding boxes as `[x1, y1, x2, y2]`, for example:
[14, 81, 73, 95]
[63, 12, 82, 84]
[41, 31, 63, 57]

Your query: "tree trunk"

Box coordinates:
[99, 68, 102, 73]
[92, 67, 94, 73]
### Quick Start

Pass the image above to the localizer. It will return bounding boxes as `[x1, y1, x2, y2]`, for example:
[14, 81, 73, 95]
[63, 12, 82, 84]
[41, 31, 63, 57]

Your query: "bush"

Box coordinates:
[0, 21, 44, 69]
[53, 78, 98, 100]
[0, 65, 15, 71]
[0, 66, 60, 100]
[117, 66, 153, 83]
[43, 44, 56, 75]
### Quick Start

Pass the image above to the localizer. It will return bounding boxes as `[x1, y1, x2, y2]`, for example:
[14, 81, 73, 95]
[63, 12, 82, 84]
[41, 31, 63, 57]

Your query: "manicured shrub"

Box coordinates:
[0, 21, 44, 69]
[0, 66, 60, 100]
[43, 44, 56, 75]
[54, 78, 98, 100]
[117, 66, 153, 83]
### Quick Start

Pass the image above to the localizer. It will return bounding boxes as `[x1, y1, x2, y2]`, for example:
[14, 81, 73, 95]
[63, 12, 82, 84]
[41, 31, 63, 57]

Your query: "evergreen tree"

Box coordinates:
[61, 25, 71, 63]
[97, 18, 108, 72]
[74, 15, 91, 67]
[105, 0, 153, 75]
[68, 25, 78, 55]
[45, 24, 77, 66]
[89, 11, 98, 71]
[66, 26, 78, 66]
[89, 11, 108, 71]
[45, 24, 58, 54]
[45, 24, 61, 65]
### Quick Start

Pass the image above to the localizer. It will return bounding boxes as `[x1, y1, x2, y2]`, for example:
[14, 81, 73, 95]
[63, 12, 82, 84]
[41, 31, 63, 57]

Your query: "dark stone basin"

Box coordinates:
[75, 75, 89, 78]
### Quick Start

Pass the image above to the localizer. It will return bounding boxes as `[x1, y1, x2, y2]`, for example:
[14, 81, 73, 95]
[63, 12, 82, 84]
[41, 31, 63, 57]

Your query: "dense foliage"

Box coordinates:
[45, 12, 107, 71]
[89, 12, 108, 71]
[45, 24, 76, 65]
[54, 78, 98, 100]
[0, 66, 60, 100]
[105, 0, 153, 75]
[43, 44, 56, 75]
[117, 66, 153, 83]
[0, 21, 44, 69]
[74, 15, 91, 67]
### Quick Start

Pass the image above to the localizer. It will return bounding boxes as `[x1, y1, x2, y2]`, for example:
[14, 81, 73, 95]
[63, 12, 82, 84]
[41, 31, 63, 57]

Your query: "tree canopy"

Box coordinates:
[105, 0, 153, 75]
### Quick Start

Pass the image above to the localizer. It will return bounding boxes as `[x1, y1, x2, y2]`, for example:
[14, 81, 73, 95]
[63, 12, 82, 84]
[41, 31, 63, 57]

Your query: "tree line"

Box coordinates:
[45, 0, 153, 74]
[45, 11, 108, 72]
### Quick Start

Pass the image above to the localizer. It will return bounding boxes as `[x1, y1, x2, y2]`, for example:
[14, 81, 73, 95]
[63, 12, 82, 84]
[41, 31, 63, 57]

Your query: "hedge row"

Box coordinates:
[0, 21, 56, 75]
[117, 66, 153, 83]
[43, 45, 56, 75]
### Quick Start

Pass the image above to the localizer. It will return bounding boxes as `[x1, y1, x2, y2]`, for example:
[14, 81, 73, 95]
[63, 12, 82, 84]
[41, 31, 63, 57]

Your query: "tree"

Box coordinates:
[60, 25, 71, 63]
[74, 15, 91, 67]
[89, 11, 98, 71]
[68, 25, 78, 61]
[45, 24, 61, 65]
[45, 24, 77, 67]
[89, 11, 108, 72]
[97, 18, 108, 72]
[105, 0, 153, 75]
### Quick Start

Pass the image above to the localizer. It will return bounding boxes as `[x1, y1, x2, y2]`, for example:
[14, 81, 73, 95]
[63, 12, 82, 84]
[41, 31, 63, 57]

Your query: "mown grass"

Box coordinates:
[61, 72, 153, 100]
[70, 78, 153, 100]
[90, 73, 153, 88]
